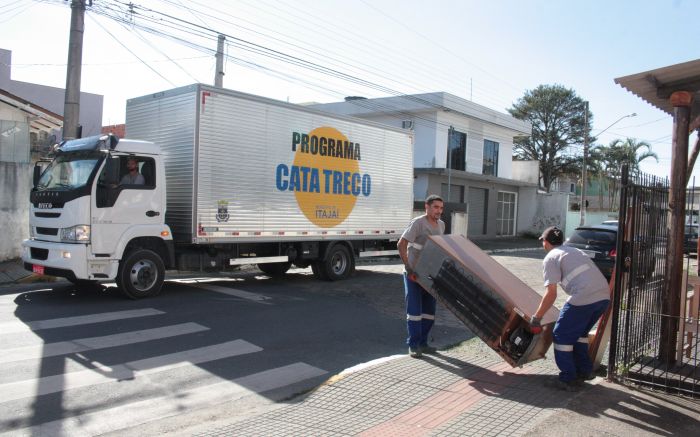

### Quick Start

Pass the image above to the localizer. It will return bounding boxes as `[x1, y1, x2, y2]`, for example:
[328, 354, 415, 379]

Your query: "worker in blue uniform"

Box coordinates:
[530, 226, 610, 391]
[397, 194, 445, 358]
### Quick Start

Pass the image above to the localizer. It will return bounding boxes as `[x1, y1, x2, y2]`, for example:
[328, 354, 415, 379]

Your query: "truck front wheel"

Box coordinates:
[117, 249, 165, 299]
[321, 245, 355, 281]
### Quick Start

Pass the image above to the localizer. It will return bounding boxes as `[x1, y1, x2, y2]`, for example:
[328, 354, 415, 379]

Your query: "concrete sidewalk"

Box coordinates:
[193, 340, 700, 436]
[0, 257, 32, 285]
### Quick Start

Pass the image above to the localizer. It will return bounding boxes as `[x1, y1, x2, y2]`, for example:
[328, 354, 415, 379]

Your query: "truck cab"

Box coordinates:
[22, 134, 174, 298]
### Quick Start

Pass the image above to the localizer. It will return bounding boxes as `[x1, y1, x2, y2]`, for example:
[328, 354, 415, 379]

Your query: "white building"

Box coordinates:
[312, 93, 564, 238]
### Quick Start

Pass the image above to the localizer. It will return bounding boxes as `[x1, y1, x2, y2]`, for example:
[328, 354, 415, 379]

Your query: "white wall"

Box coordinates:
[511, 160, 540, 184]
[517, 190, 569, 236]
[436, 111, 517, 178]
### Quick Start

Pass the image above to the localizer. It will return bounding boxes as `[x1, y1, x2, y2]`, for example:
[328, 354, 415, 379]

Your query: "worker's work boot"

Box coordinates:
[408, 347, 422, 358]
[420, 344, 438, 354]
[545, 377, 581, 392]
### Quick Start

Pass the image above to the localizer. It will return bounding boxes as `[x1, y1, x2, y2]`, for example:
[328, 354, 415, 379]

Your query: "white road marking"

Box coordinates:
[9, 362, 327, 437]
[0, 308, 165, 334]
[0, 322, 210, 364]
[1, 340, 262, 402]
[185, 283, 272, 303]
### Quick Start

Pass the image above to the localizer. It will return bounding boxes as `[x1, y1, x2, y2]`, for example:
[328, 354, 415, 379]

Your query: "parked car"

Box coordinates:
[685, 224, 698, 254]
[564, 224, 656, 280]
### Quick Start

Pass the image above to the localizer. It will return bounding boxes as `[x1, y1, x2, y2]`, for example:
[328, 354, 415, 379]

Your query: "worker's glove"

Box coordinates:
[405, 267, 418, 282]
[529, 316, 542, 334]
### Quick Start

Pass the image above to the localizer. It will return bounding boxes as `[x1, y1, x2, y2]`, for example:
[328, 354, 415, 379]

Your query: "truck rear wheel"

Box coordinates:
[257, 262, 291, 276]
[321, 245, 354, 281]
[117, 249, 165, 299]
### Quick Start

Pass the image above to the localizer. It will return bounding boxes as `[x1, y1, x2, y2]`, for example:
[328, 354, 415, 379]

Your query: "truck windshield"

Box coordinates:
[36, 151, 103, 191]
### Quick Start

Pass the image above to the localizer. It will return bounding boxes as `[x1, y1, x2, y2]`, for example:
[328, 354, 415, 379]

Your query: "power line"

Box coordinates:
[87, 13, 177, 86]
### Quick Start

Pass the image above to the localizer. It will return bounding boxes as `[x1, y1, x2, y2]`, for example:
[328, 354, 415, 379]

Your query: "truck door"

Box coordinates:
[91, 155, 162, 255]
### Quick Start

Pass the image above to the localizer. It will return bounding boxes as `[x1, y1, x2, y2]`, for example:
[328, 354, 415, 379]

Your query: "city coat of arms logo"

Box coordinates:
[216, 199, 230, 223]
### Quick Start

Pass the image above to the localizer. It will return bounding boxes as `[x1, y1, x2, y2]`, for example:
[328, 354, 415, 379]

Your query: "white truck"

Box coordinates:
[22, 84, 414, 298]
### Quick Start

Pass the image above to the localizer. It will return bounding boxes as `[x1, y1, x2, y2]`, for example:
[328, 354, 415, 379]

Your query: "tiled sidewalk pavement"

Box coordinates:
[198, 344, 573, 437]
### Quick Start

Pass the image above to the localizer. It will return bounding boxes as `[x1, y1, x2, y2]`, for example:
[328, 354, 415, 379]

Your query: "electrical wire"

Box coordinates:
[87, 13, 177, 86]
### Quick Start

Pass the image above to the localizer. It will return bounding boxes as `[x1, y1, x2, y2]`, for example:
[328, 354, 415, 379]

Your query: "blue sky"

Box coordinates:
[1, 0, 699, 182]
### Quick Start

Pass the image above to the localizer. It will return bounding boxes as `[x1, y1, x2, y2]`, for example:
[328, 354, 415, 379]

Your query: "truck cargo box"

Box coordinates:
[125, 84, 413, 244]
[413, 234, 559, 367]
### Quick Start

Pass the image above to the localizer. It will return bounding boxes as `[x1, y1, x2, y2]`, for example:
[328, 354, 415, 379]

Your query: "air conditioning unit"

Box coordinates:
[401, 120, 414, 130]
[413, 234, 558, 367]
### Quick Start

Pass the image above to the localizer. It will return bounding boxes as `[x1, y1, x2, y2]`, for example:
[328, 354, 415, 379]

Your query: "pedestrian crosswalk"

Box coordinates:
[0, 305, 328, 436]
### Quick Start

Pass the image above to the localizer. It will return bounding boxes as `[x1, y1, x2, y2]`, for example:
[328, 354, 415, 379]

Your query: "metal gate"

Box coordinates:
[608, 166, 700, 397]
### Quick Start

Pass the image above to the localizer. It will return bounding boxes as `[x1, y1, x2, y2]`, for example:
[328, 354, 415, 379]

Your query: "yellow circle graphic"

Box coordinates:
[293, 127, 360, 227]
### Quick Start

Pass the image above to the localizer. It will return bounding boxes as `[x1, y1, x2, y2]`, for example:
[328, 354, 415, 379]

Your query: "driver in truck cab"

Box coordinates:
[120, 157, 145, 185]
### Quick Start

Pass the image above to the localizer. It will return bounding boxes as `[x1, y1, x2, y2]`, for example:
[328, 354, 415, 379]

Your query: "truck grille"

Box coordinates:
[35, 212, 61, 218]
[30, 248, 49, 260]
[36, 227, 59, 236]
[432, 259, 510, 342]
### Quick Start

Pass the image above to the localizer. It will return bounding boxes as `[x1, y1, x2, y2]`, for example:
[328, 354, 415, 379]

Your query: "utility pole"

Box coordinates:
[63, 0, 87, 140]
[447, 126, 454, 202]
[579, 101, 589, 226]
[214, 34, 225, 88]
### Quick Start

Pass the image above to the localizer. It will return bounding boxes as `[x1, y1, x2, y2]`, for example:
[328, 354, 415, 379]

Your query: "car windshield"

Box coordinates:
[686, 225, 698, 237]
[36, 151, 103, 191]
[568, 229, 617, 246]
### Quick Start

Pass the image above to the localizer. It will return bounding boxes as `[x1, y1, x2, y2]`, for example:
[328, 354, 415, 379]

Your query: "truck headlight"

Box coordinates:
[60, 225, 91, 243]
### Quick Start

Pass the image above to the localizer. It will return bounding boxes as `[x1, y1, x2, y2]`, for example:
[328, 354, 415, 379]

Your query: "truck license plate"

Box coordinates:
[581, 250, 596, 258]
[32, 264, 44, 275]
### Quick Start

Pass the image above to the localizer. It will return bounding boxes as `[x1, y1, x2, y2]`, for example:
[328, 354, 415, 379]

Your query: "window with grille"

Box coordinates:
[496, 191, 516, 236]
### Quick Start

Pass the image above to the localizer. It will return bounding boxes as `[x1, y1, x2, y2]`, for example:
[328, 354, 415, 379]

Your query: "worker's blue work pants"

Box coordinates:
[553, 300, 610, 382]
[404, 272, 436, 348]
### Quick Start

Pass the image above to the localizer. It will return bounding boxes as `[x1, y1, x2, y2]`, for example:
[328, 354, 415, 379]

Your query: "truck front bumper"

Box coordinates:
[22, 239, 89, 281]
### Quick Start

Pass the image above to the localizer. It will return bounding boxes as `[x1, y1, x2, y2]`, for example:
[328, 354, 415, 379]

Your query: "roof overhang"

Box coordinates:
[414, 167, 538, 188]
[614, 59, 700, 119]
[0, 88, 63, 133]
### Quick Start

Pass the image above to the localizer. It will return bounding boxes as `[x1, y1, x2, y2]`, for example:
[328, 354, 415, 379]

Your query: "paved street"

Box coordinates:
[0, 255, 502, 435]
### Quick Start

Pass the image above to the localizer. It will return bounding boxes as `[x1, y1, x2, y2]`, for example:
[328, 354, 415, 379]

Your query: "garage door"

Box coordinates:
[468, 187, 488, 236]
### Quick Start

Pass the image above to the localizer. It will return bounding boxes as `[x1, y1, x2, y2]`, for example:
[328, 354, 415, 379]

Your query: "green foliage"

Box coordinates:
[509, 84, 593, 192]
[592, 138, 659, 210]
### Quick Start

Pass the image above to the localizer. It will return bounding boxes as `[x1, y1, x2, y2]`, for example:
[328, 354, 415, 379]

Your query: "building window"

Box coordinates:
[483, 139, 499, 176]
[447, 128, 466, 171]
[570, 183, 575, 193]
[496, 191, 517, 236]
[441, 183, 464, 203]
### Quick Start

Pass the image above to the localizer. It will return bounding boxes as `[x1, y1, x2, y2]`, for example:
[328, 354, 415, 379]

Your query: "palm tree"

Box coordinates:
[600, 138, 659, 210]
[609, 138, 659, 175]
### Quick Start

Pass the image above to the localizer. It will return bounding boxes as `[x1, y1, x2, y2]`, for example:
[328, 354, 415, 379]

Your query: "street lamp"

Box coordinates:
[579, 111, 637, 226]
[596, 112, 637, 137]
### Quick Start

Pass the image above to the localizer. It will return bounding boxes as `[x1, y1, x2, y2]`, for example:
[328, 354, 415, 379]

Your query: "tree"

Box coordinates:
[595, 138, 658, 209]
[508, 84, 592, 192]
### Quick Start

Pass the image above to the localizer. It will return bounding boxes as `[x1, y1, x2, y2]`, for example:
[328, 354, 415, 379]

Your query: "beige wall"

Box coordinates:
[0, 162, 31, 261]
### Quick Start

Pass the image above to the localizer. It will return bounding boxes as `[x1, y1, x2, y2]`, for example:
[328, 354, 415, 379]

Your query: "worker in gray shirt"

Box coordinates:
[530, 226, 610, 391]
[398, 194, 445, 358]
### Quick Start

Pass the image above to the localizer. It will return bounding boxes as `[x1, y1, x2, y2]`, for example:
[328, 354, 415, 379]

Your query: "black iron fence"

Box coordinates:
[608, 166, 700, 397]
